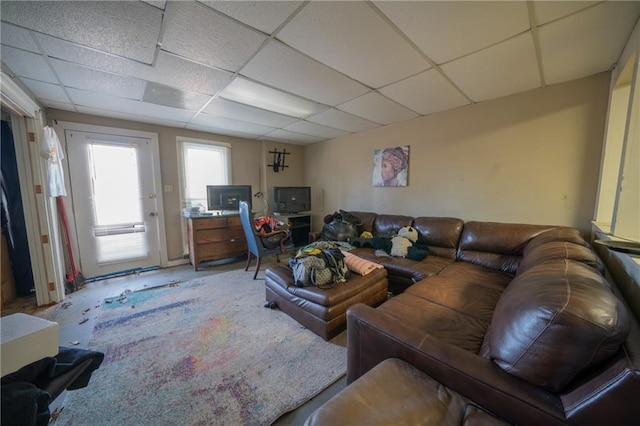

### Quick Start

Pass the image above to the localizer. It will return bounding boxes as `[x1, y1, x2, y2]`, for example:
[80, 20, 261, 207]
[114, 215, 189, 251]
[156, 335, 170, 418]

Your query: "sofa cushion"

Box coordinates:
[349, 247, 454, 281]
[379, 262, 512, 353]
[373, 214, 414, 236]
[487, 260, 631, 392]
[517, 241, 605, 276]
[306, 358, 510, 426]
[346, 211, 377, 236]
[457, 222, 557, 274]
[413, 216, 464, 259]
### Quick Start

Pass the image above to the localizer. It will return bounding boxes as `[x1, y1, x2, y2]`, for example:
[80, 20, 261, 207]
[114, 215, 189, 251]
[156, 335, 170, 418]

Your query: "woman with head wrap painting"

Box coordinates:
[380, 146, 407, 186]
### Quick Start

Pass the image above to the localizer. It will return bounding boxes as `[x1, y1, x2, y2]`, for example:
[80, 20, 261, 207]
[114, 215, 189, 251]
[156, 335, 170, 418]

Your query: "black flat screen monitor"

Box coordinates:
[206, 185, 252, 212]
[273, 186, 311, 214]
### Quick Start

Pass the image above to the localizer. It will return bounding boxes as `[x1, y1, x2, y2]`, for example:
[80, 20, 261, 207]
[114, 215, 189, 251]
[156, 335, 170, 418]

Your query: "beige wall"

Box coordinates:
[46, 110, 306, 261]
[305, 73, 611, 235]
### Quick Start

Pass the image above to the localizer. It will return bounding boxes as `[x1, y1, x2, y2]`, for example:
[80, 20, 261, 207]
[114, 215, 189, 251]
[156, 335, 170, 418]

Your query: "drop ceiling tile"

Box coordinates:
[284, 121, 350, 140]
[35, 34, 233, 96]
[49, 58, 144, 100]
[241, 40, 370, 106]
[200, 1, 303, 34]
[277, 1, 429, 88]
[261, 136, 314, 146]
[34, 33, 135, 73]
[203, 98, 299, 128]
[539, 1, 640, 85]
[532, 1, 597, 25]
[67, 88, 196, 122]
[190, 113, 275, 136]
[142, 82, 211, 111]
[162, 1, 266, 71]
[219, 77, 328, 118]
[148, 53, 234, 96]
[41, 100, 75, 112]
[1, 1, 162, 63]
[0, 23, 40, 53]
[338, 92, 418, 125]
[185, 122, 256, 139]
[380, 70, 470, 115]
[264, 129, 325, 144]
[143, 1, 166, 10]
[19, 78, 70, 104]
[374, 1, 529, 64]
[76, 105, 188, 129]
[441, 33, 540, 102]
[1, 46, 58, 83]
[307, 108, 380, 133]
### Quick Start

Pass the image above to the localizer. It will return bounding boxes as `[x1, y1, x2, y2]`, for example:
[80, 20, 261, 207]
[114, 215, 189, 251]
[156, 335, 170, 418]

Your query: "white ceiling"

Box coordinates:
[1, 1, 639, 145]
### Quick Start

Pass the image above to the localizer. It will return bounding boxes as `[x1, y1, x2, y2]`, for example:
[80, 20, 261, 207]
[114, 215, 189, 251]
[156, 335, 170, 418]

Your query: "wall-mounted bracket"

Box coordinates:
[268, 149, 290, 173]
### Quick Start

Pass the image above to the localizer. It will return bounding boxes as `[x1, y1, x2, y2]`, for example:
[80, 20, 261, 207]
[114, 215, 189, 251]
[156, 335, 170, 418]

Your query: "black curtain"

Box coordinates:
[1, 120, 35, 296]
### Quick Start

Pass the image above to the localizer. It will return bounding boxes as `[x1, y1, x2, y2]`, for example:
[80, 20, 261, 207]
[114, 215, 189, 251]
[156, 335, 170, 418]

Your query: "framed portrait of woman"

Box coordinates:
[372, 145, 409, 187]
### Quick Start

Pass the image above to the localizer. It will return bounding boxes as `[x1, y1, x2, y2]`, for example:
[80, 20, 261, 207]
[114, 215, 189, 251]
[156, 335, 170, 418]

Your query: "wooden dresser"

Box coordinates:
[186, 215, 247, 270]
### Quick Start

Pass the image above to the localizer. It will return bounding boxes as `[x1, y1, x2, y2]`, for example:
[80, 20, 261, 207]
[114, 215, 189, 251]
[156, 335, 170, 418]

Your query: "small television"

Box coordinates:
[207, 185, 252, 212]
[273, 186, 311, 214]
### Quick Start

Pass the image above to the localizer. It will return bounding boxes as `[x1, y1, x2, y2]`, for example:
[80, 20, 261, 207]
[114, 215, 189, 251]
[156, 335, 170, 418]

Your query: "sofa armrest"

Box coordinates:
[347, 303, 567, 426]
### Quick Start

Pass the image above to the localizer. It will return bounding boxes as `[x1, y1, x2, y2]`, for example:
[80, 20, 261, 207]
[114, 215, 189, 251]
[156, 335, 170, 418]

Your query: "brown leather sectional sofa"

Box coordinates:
[331, 212, 639, 424]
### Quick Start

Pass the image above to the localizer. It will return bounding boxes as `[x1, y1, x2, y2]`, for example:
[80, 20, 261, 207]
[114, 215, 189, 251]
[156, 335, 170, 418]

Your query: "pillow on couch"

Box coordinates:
[487, 259, 630, 392]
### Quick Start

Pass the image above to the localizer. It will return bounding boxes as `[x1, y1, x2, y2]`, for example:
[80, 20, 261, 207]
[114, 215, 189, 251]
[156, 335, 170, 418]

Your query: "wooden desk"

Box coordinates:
[186, 215, 247, 270]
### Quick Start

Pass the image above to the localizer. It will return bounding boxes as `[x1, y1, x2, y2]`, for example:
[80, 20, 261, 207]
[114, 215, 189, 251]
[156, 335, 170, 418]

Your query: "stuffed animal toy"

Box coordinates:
[388, 226, 429, 260]
[398, 226, 418, 242]
[390, 226, 418, 257]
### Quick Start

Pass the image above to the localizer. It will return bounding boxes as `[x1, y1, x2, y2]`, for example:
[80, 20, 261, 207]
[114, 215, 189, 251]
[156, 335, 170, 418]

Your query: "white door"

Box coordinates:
[65, 130, 162, 279]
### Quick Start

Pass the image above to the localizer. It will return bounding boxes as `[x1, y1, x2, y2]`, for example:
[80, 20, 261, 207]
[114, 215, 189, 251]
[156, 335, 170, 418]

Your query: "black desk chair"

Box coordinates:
[239, 201, 291, 279]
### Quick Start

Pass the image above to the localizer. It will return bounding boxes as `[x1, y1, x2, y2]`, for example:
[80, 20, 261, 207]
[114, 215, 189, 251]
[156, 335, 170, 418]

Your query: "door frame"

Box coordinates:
[53, 121, 168, 274]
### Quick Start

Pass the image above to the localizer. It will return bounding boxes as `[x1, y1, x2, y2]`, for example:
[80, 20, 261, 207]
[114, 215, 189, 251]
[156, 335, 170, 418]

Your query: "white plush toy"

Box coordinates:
[390, 226, 419, 257]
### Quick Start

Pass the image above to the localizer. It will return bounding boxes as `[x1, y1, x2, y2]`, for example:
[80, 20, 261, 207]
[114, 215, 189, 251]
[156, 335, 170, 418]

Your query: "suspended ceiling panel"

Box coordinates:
[1, 1, 638, 145]
[276, 1, 431, 88]
[373, 1, 531, 64]
[241, 40, 370, 106]
[441, 33, 541, 102]
[307, 108, 380, 133]
[1, 1, 162, 63]
[379, 69, 470, 115]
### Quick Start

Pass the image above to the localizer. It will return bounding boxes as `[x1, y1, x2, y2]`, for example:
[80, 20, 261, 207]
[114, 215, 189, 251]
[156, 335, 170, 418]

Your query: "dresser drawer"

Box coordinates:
[198, 239, 247, 259]
[196, 228, 245, 244]
[226, 216, 242, 227]
[192, 217, 228, 230]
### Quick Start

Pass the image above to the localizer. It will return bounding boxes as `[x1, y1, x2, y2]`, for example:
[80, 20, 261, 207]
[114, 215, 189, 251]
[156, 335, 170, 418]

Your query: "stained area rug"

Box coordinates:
[55, 269, 346, 425]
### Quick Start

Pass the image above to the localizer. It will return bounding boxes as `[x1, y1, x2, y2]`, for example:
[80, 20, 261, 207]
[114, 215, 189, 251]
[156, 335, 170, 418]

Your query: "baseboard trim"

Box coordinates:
[166, 258, 190, 268]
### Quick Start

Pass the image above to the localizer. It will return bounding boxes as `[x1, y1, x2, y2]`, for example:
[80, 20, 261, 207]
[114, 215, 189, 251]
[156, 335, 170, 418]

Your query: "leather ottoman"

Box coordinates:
[305, 358, 509, 426]
[264, 264, 388, 340]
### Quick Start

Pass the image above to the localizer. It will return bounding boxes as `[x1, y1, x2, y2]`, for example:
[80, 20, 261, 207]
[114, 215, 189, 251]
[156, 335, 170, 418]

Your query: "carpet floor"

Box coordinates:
[54, 269, 346, 425]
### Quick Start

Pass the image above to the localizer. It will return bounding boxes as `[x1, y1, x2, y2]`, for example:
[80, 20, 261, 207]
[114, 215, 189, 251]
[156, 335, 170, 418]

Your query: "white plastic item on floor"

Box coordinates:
[0, 313, 59, 376]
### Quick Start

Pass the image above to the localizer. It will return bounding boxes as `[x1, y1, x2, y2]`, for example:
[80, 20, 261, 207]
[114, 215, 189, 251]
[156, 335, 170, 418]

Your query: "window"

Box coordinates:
[178, 138, 231, 254]
[178, 139, 231, 209]
[594, 28, 639, 244]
